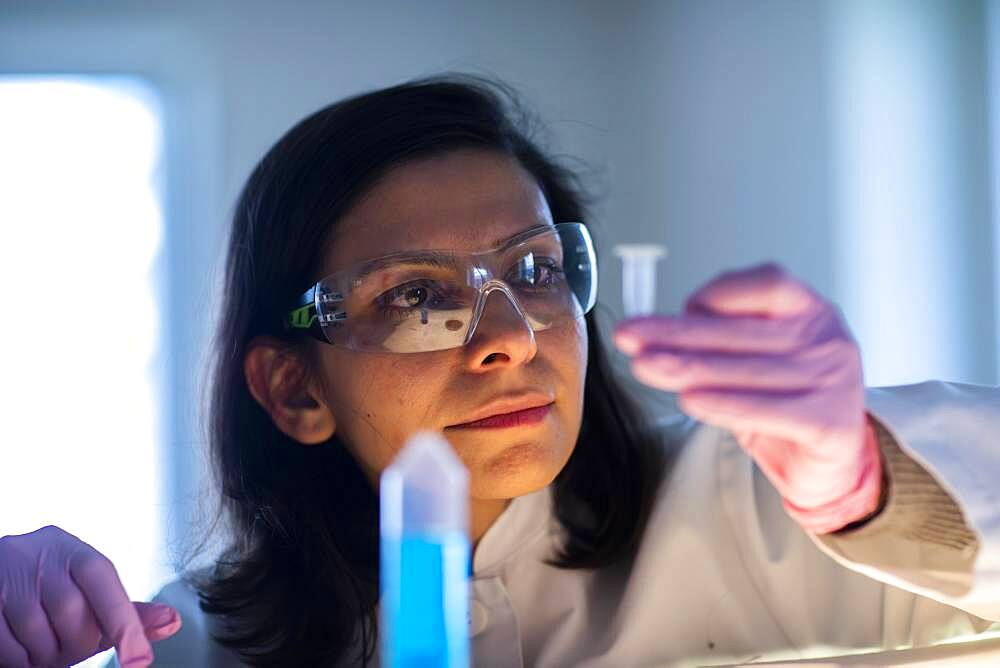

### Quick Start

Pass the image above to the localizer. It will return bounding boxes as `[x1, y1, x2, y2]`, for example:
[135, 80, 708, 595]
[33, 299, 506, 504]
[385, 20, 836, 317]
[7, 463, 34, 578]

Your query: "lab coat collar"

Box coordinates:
[472, 483, 555, 576]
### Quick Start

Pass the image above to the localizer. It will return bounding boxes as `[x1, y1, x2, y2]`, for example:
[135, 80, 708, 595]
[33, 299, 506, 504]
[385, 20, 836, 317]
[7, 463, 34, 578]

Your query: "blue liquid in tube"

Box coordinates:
[381, 431, 470, 668]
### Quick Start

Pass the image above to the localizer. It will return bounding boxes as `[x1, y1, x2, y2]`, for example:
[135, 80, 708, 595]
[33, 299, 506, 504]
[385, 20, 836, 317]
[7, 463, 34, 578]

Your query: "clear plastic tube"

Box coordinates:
[613, 243, 668, 317]
[380, 431, 470, 668]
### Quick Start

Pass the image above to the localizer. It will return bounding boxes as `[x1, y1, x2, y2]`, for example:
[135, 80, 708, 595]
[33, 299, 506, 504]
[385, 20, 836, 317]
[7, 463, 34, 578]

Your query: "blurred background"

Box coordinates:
[1, 1, 998, 664]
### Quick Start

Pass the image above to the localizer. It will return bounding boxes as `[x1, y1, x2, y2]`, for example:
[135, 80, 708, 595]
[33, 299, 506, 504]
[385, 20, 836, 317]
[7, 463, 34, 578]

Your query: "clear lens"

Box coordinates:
[314, 222, 597, 353]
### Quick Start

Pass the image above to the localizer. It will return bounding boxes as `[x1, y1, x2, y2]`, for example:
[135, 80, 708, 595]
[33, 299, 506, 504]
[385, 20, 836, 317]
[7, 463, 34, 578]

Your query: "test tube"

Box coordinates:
[380, 431, 470, 668]
[613, 243, 668, 318]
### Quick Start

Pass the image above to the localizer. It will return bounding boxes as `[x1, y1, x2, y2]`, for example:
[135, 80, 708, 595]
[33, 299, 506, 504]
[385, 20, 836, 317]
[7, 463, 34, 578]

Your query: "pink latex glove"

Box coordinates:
[614, 263, 883, 534]
[0, 525, 181, 667]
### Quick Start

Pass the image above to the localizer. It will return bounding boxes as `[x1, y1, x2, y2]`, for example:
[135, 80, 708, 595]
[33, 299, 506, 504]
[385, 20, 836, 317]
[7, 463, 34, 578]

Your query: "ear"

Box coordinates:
[243, 336, 335, 446]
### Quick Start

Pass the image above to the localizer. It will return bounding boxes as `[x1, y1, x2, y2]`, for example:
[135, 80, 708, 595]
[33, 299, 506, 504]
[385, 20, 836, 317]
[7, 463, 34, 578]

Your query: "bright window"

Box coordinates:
[0, 77, 168, 667]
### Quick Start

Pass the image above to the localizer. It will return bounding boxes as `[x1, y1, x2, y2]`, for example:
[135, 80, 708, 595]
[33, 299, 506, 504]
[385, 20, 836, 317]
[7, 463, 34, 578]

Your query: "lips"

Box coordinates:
[447, 392, 554, 429]
[450, 403, 553, 429]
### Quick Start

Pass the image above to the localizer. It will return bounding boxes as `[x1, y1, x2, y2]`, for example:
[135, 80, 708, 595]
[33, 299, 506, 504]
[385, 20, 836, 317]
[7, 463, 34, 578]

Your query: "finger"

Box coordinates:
[684, 263, 819, 318]
[734, 431, 850, 505]
[69, 550, 153, 668]
[136, 602, 182, 642]
[3, 597, 61, 667]
[677, 387, 861, 447]
[0, 609, 30, 667]
[39, 575, 103, 665]
[97, 603, 181, 653]
[629, 339, 856, 394]
[615, 312, 832, 356]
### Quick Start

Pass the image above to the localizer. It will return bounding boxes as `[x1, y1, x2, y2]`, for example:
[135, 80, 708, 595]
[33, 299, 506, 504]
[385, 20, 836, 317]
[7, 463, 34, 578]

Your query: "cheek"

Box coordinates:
[539, 317, 588, 425]
[572, 317, 588, 368]
[552, 317, 588, 392]
[322, 351, 451, 474]
[327, 353, 418, 415]
[559, 318, 589, 443]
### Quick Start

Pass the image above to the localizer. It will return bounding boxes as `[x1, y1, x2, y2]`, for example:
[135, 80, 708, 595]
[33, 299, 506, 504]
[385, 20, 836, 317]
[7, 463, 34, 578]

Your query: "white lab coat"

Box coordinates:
[135, 381, 1000, 667]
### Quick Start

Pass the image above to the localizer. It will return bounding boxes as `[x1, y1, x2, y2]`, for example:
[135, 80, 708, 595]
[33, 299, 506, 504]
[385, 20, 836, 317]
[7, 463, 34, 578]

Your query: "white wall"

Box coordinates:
[598, 0, 998, 388]
[829, 0, 996, 387]
[989, 0, 1000, 385]
[599, 0, 836, 309]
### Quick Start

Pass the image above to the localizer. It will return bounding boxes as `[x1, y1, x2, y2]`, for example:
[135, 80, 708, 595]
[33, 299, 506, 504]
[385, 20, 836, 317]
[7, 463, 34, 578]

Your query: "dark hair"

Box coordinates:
[191, 73, 668, 666]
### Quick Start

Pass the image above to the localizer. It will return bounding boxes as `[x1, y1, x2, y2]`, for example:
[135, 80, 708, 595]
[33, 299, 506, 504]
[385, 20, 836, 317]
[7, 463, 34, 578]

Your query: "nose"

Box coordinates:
[462, 282, 538, 370]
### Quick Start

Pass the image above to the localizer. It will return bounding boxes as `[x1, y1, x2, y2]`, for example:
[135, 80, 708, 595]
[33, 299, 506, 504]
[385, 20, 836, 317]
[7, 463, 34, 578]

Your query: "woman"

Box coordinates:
[1, 75, 998, 668]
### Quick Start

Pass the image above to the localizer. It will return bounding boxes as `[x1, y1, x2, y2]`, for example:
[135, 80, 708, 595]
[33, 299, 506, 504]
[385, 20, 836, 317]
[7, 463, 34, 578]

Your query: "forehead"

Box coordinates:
[323, 150, 554, 274]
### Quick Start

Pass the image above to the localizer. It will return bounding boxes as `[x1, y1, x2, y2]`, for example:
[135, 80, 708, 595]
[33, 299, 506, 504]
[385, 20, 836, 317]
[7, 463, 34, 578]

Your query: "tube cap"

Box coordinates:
[613, 243, 668, 259]
[381, 430, 469, 537]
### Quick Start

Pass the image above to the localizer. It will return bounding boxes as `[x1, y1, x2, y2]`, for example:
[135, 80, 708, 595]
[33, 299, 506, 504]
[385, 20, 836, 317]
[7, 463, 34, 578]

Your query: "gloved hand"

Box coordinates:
[0, 525, 181, 667]
[614, 263, 883, 534]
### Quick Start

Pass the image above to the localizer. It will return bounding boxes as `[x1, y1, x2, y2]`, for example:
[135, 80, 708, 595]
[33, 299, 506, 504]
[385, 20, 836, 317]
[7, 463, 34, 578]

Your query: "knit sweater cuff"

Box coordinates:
[833, 412, 980, 554]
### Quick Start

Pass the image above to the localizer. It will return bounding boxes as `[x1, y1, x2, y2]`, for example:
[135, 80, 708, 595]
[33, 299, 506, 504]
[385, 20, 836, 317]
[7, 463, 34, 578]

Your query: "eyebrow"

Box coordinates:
[350, 223, 552, 282]
[483, 223, 550, 250]
[353, 252, 461, 283]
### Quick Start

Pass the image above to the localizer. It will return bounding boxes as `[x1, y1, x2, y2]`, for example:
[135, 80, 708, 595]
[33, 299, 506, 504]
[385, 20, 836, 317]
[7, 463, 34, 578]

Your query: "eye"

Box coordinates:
[375, 279, 462, 312]
[533, 263, 560, 285]
[394, 284, 429, 308]
[508, 258, 564, 288]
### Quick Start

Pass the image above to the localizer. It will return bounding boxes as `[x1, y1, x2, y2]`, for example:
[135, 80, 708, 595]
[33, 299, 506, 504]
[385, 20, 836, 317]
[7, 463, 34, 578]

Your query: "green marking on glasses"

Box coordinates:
[287, 304, 317, 329]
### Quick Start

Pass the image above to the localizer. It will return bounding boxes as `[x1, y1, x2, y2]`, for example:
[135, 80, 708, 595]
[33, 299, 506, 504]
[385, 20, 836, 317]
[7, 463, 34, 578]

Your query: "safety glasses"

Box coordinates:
[284, 222, 597, 353]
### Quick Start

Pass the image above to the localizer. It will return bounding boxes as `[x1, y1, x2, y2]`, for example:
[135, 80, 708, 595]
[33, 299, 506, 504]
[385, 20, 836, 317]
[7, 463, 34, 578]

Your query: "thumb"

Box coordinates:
[97, 602, 182, 652]
[135, 602, 182, 642]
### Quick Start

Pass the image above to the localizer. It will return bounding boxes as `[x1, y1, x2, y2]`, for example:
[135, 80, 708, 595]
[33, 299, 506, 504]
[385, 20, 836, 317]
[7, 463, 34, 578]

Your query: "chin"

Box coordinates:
[468, 440, 567, 500]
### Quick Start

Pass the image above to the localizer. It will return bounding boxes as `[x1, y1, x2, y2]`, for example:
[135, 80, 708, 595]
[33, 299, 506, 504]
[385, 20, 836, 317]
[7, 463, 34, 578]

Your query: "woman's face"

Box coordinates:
[315, 149, 588, 502]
